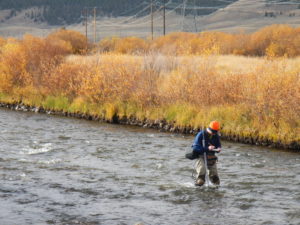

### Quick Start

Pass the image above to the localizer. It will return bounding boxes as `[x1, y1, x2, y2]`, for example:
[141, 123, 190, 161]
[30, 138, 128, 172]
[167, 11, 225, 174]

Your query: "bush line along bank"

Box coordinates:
[0, 101, 299, 151]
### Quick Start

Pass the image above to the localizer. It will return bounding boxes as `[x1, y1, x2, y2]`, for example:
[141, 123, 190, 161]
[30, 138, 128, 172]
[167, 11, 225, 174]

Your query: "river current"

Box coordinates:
[0, 109, 299, 225]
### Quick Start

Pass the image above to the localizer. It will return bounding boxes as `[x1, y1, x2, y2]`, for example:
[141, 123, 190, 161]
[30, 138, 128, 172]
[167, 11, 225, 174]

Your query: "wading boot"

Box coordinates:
[195, 175, 205, 186]
[210, 175, 220, 186]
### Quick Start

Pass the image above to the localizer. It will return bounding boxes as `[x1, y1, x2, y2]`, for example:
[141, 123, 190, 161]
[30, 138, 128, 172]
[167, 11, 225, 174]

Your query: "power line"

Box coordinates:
[114, 4, 152, 24]
[118, 1, 149, 16]
[91, 1, 224, 28]
[98, 1, 174, 28]
[96, 1, 163, 27]
[95, 0, 295, 37]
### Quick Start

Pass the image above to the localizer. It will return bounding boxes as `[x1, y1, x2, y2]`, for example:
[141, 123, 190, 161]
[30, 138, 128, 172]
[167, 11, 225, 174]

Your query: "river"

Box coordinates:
[0, 108, 299, 225]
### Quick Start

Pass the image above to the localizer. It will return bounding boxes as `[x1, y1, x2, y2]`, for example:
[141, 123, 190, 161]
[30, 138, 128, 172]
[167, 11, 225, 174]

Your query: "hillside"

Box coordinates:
[0, 0, 238, 25]
[0, 0, 299, 39]
[201, 0, 300, 32]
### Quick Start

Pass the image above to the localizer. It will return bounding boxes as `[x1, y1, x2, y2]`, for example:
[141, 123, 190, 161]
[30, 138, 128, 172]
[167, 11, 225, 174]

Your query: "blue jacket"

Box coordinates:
[192, 130, 221, 155]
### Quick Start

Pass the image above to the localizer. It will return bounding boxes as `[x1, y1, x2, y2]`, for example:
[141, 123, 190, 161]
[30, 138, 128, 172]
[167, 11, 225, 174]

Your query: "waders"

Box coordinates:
[203, 151, 210, 187]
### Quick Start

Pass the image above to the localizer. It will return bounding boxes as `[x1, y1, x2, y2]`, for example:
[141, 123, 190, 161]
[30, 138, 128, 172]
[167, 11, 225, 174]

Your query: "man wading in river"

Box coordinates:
[186, 121, 222, 186]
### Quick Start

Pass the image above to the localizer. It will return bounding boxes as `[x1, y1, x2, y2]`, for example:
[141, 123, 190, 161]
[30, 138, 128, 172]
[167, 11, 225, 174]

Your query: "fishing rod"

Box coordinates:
[0, 136, 6, 141]
[202, 126, 210, 187]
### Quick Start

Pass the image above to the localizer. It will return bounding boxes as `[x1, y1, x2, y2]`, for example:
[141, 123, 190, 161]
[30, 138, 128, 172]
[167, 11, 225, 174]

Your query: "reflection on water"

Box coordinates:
[0, 109, 299, 225]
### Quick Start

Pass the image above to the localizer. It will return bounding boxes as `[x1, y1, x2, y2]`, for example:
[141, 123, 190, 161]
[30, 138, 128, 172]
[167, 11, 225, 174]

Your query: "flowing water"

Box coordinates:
[0, 109, 299, 225]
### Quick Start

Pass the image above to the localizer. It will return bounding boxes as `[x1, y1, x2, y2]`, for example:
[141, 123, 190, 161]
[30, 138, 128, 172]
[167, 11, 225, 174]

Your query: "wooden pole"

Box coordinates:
[163, 0, 166, 36]
[151, 0, 154, 40]
[85, 8, 88, 53]
[93, 7, 96, 44]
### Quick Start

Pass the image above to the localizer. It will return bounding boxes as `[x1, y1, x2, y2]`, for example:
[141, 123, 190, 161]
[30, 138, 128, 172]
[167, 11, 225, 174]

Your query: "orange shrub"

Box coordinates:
[96, 25, 300, 57]
[45, 62, 87, 98]
[97, 37, 119, 52]
[79, 55, 143, 103]
[152, 32, 197, 55]
[21, 34, 72, 88]
[243, 61, 300, 128]
[248, 25, 300, 57]
[0, 37, 6, 48]
[0, 40, 32, 92]
[159, 63, 245, 107]
[47, 29, 87, 54]
[0, 34, 74, 94]
[98, 37, 149, 54]
[114, 37, 149, 54]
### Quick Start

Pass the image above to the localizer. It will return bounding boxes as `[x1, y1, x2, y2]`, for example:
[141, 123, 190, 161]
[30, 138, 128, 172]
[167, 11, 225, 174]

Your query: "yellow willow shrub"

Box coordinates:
[251, 64, 300, 124]
[265, 42, 285, 58]
[151, 32, 197, 55]
[45, 62, 87, 98]
[151, 31, 243, 55]
[193, 32, 229, 55]
[114, 37, 149, 54]
[80, 55, 143, 103]
[0, 41, 32, 92]
[131, 68, 160, 107]
[230, 33, 250, 55]
[93, 25, 300, 57]
[0, 34, 72, 93]
[158, 55, 245, 106]
[97, 37, 148, 54]
[237, 60, 300, 140]
[0, 37, 6, 49]
[43, 36, 73, 58]
[97, 37, 119, 52]
[20, 35, 51, 87]
[159, 69, 245, 107]
[248, 24, 298, 57]
[47, 29, 87, 54]
[12, 34, 72, 89]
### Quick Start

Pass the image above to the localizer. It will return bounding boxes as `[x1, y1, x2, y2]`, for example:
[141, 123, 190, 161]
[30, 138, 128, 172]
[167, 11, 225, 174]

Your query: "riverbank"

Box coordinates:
[1, 101, 299, 151]
[0, 30, 299, 151]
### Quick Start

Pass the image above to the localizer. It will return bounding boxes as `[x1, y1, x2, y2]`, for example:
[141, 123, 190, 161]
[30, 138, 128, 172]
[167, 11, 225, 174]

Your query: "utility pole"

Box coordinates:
[163, 0, 166, 36]
[93, 7, 97, 44]
[85, 8, 88, 41]
[181, 0, 187, 31]
[151, 0, 154, 40]
[193, 0, 198, 32]
[84, 7, 88, 52]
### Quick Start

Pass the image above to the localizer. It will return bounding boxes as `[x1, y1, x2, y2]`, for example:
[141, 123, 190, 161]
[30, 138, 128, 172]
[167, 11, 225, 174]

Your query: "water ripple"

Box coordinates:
[0, 109, 299, 225]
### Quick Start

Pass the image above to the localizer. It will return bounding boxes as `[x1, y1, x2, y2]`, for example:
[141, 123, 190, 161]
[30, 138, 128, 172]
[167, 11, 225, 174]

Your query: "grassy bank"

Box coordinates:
[0, 95, 299, 150]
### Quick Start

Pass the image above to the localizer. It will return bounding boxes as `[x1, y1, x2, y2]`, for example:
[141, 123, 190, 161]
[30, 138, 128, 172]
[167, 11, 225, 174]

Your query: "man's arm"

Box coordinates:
[192, 131, 208, 153]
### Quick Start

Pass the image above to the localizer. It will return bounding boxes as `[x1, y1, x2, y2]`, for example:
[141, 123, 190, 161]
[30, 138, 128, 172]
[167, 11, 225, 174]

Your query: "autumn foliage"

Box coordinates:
[0, 26, 299, 147]
[97, 24, 300, 57]
[47, 28, 87, 54]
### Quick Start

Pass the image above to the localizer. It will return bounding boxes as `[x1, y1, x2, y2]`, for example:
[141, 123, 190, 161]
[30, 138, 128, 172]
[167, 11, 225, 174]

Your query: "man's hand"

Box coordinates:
[208, 145, 215, 151]
[209, 145, 221, 152]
